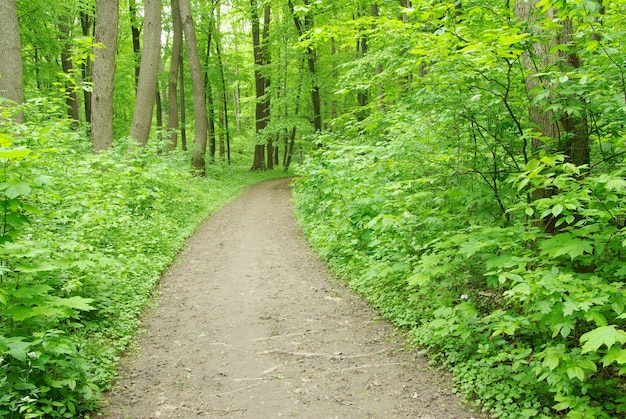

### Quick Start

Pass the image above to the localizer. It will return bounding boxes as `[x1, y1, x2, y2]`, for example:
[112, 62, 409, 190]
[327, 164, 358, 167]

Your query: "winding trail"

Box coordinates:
[103, 178, 479, 418]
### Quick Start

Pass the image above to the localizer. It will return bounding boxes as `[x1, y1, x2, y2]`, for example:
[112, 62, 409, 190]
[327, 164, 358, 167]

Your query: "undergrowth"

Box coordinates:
[293, 129, 626, 418]
[0, 103, 289, 418]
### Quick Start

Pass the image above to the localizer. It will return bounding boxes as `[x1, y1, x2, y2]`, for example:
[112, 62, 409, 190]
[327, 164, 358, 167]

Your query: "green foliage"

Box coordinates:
[293, 0, 626, 409]
[0, 103, 290, 417]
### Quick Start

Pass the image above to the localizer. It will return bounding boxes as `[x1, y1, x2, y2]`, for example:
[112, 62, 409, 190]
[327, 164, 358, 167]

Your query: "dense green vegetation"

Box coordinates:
[2, 0, 626, 416]
[293, 0, 626, 417]
[0, 101, 288, 418]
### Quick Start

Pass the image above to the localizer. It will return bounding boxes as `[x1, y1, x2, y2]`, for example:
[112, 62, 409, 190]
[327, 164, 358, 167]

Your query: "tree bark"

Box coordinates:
[0, 0, 24, 123]
[250, 0, 270, 170]
[515, 0, 590, 234]
[129, 0, 142, 88]
[80, 10, 93, 128]
[130, 0, 162, 146]
[168, 0, 183, 150]
[203, 8, 216, 161]
[288, 0, 322, 133]
[179, 53, 187, 151]
[179, 0, 208, 175]
[215, 25, 232, 165]
[91, 0, 119, 151]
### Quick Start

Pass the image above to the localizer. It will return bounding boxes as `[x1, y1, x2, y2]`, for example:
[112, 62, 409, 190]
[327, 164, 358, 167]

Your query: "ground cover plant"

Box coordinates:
[292, 0, 626, 416]
[294, 131, 626, 418]
[0, 103, 289, 418]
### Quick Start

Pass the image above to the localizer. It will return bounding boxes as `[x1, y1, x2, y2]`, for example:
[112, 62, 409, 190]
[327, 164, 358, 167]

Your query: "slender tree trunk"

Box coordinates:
[213, 7, 232, 165]
[371, 3, 384, 111]
[168, 0, 183, 150]
[0, 0, 24, 123]
[91, 0, 119, 151]
[233, 44, 242, 134]
[356, 7, 368, 113]
[204, 10, 216, 161]
[130, 0, 161, 146]
[250, 0, 270, 170]
[288, 0, 322, 133]
[80, 11, 93, 128]
[179, 53, 187, 151]
[179, 0, 208, 175]
[205, 64, 217, 161]
[129, 0, 141, 88]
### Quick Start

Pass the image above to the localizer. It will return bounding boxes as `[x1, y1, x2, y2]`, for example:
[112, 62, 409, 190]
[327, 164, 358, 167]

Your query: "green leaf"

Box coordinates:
[543, 351, 560, 370]
[566, 365, 586, 381]
[0, 147, 30, 159]
[601, 347, 626, 367]
[584, 310, 608, 327]
[5, 182, 31, 199]
[580, 325, 626, 353]
[539, 233, 593, 260]
[5, 338, 32, 362]
[53, 296, 95, 311]
[407, 271, 430, 287]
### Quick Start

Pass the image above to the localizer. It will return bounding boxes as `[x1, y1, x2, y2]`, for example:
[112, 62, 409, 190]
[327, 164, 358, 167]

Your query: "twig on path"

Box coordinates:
[258, 348, 387, 360]
[246, 330, 319, 342]
[214, 380, 267, 397]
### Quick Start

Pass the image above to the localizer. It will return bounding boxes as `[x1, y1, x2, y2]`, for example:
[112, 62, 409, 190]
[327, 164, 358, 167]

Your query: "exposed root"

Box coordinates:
[259, 348, 387, 360]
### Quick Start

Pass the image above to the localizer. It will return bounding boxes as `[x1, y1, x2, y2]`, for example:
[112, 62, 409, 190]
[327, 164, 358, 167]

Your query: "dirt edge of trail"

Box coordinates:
[101, 178, 484, 419]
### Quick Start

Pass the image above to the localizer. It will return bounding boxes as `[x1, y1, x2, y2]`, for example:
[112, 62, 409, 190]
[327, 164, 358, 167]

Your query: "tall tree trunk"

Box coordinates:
[179, 0, 208, 175]
[168, 0, 183, 150]
[130, 0, 162, 146]
[203, 9, 216, 161]
[59, 17, 81, 124]
[179, 53, 187, 151]
[371, 3, 384, 111]
[129, 0, 141, 88]
[250, 0, 270, 170]
[214, 10, 232, 165]
[91, 0, 119, 151]
[288, 0, 322, 133]
[233, 43, 242, 134]
[80, 10, 93, 128]
[515, 0, 590, 233]
[0, 0, 24, 123]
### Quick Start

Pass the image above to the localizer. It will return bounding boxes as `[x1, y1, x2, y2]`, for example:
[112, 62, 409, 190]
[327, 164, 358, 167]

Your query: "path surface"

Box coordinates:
[103, 178, 480, 419]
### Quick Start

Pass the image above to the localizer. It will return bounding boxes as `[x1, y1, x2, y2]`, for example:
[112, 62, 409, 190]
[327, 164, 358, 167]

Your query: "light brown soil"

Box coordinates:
[102, 178, 482, 419]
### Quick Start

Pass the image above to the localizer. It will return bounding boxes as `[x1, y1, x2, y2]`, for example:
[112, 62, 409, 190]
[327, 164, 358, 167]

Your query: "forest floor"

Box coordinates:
[102, 178, 483, 419]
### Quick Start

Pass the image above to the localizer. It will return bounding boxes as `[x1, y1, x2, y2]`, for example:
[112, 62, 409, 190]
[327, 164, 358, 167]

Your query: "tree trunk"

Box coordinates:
[91, 0, 119, 151]
[130, 0, 162, 146]
[250, 0, 270, 170]
[515, 0, 590, 234]
[233, 43, 242, 134]
[214, 11, 232, 166]
[167, 0, 183, 150]
[371, 3, 384, 112]
[80, 10, 93, 129]
[129, 0, 141, 88]
[179, 53, 187, 151]
[203, 9, 216, 161]
[0, 0, 24, 123]
[179, 0, 208, 175]
[288, 0, 322, 133]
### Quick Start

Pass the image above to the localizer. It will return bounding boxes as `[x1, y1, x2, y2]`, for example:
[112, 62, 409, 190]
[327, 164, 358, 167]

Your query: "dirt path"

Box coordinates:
[103, 178, 480, 419]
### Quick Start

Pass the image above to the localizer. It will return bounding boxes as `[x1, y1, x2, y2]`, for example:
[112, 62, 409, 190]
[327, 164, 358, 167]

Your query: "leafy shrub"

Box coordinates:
[0, 105, 290, 417]
[294, 131, 626, 417]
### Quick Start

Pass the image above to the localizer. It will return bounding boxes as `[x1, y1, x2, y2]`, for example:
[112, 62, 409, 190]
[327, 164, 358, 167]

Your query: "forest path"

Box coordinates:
[103, 178, 479, 419]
